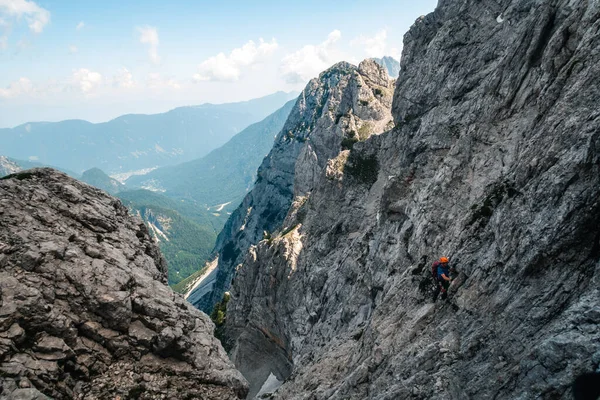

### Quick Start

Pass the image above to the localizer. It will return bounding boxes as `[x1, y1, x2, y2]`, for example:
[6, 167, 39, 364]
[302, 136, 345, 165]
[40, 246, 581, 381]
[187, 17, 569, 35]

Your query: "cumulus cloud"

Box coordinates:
[147, 73, 180, 90]
[72, 68, 102, 93]
[138, 26, 159, 64]
[389, 46, 402, 60]
[0, 77, 33, 98]
[114, 68, 135, 88]
[351, 29, 388, 57]
[0, 0, 50, 33]
[76, 21, 84, 30]
[280, 30, 342, 84]
[193, 38, 278, 82]
[350, 29, 402, 60]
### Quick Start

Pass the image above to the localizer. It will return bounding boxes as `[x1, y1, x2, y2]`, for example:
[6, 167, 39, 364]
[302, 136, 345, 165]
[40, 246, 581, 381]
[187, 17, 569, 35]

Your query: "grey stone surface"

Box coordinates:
[0, 168, 248, 399]
[223, 0, 600, 399]
[372, 56, 400, 79]
[187, 59, 395, 317]
[186, 59, 394, 397]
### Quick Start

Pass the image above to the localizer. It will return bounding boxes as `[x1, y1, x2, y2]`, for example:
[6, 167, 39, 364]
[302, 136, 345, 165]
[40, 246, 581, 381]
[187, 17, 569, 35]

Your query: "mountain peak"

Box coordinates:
[372, 55, 400, 78]
[187, 59, 396, 396]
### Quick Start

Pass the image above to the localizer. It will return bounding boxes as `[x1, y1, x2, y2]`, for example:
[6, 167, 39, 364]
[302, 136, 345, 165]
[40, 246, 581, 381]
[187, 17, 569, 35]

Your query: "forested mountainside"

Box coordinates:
[80, 167, 125, 195]
[197, 0, 600, 398]
[118, 190, 220, 286]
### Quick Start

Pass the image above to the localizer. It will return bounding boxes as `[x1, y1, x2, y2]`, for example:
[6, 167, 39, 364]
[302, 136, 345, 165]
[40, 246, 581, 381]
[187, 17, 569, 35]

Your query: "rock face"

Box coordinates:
[186, 59, 395, 317]
[0, 169, 248, 399]
[372, 56, 400, 78]
[224, 0, 600, 399]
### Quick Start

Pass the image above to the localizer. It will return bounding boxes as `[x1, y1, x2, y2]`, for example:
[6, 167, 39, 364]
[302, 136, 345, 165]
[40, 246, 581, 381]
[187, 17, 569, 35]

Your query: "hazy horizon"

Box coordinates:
[2, 90, 299, 128]
[0, 0, 437, 128]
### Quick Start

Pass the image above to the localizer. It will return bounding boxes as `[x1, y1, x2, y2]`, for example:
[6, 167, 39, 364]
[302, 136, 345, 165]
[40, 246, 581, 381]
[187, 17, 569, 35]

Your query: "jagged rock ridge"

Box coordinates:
[186, 60, 395, 397]
[186, 59, 395, 316]
[372, 56, 400, 78]
[224, 0, 600, 399]
[0, 169, 248, 399]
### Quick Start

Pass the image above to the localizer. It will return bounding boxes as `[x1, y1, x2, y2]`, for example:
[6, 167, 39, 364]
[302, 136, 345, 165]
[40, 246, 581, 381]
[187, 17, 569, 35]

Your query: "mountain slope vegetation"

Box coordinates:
[117, 189, 220, 285]
[126, 99, 296, 208]
[80, 167, 125, 194]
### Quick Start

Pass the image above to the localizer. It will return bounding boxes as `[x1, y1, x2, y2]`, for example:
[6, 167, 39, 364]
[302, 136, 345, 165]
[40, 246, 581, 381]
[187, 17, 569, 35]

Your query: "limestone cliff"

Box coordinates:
[186, 59, 395, 317]
[0, 169, 248, 399]
[224, 0, 600, 398]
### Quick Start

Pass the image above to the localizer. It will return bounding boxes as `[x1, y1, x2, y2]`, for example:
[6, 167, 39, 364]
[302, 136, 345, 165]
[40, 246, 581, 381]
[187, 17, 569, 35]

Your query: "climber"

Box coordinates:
[432, 256, 455, 302]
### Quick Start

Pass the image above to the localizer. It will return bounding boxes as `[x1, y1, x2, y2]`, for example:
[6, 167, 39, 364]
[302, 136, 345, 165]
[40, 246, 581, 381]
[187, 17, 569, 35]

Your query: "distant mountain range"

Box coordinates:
[0, 156, 79, 178]
[0, 91, 298, 174]
[373, 56, 401, 78]
[126, 99, 296, 209]
[1, 93, 299, 288]
[80, 168, 125, 194]
[78, 99, 297, 286]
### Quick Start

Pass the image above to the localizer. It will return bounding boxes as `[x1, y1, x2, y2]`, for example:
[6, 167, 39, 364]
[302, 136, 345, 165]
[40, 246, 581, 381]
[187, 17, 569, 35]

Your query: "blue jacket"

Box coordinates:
[437, 264, 450, 280]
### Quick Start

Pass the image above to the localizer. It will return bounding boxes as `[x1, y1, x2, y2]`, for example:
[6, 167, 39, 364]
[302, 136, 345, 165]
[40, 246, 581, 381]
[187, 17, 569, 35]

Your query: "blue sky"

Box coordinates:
[0, 0, 437, 127]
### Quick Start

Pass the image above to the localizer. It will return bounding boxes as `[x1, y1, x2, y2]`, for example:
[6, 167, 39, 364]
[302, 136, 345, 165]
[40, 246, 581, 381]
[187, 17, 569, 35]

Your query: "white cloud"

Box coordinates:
[280, 30, 342, 84]
[138, 26, 159, 64]
[72, 68, 102, 94]
[193, 38, 278, 82]
[0, 77, 33, 98]
[351, 29, 387, 58]
[389, 47, 402, 60]
[76, 21, 84, 31]
[69, 44, 78, 53]
[147, 73, 180, 90]
[0, 0, 50, 33]
[114, 67, 135, 88]
[350, 29, 402, 60]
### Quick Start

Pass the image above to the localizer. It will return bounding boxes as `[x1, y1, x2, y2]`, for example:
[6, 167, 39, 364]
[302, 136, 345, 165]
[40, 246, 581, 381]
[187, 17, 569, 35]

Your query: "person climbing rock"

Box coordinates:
[432, 256, 455, 302]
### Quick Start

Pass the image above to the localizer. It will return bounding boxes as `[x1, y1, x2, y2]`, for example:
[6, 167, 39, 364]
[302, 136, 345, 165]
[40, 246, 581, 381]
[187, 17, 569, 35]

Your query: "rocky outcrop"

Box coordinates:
[0, 169, 248, 399]
[186, 59, 395, 317]
[224, 0, 600, 399]
[372, 56, 400, 78]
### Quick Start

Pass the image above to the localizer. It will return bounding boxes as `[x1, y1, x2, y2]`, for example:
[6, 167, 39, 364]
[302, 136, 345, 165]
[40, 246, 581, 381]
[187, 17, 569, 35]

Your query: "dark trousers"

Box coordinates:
[432, 279, 450, 302]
